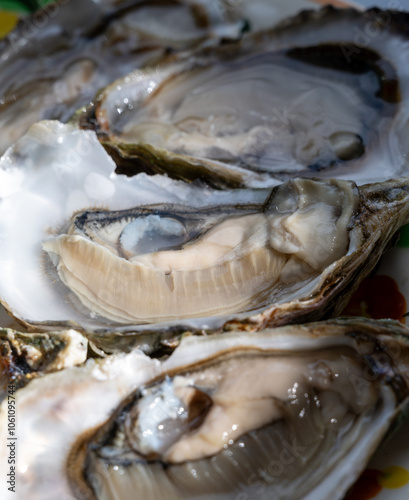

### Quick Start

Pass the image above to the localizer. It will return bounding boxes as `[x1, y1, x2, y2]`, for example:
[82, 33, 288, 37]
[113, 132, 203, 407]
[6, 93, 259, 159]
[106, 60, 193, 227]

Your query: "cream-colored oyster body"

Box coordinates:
[43, 177, 357, 324]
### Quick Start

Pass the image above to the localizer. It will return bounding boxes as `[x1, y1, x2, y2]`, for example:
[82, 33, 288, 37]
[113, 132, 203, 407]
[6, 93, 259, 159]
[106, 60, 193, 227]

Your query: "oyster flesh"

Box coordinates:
[43, 177, 358, 324]
[1, 318, 409, 500]
[79, 7, 409, 188]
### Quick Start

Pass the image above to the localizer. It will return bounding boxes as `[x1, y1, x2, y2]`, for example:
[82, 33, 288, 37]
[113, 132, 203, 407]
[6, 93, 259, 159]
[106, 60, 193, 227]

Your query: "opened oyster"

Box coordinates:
[79, 7, 409, 188]
[1, 318, 409, 500]
[1, 120, 409, 335]
[0, 0, 325, 156]
[0, 120, 267, 333]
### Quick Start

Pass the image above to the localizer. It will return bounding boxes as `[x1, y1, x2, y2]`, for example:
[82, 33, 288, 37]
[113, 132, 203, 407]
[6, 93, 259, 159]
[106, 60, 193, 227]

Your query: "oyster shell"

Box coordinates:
[0, 329, 88, 401]
[0, 345, 160, 500]
[2, 318, 409, 500]
[79, 7, 409, 188]
[1, 120, 409, 335]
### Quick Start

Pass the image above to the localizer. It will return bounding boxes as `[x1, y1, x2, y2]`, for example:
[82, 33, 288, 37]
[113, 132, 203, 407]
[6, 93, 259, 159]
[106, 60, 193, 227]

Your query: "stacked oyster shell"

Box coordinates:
[1, 2, 409, 500]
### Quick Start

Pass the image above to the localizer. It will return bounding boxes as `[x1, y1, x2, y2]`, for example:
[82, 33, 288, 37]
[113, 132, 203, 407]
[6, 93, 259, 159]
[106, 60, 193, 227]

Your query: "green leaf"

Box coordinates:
[398, 224, 409, 248]
[0, 0, 56, 13]
[0, 1, 31, 12]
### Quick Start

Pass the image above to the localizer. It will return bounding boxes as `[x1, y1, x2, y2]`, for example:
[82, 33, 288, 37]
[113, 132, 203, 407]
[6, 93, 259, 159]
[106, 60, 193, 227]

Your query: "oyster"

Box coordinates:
[0, 120, 267, 333]
[2, 318, 409, 500]
[1, 120, 409, 335]
[0, 0, 326, 156]
[79, 7, 409, 188]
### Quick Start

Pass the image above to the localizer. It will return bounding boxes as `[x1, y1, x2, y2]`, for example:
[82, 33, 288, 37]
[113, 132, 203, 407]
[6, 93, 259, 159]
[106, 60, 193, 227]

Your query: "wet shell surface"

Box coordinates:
[0, 328, 87, 401]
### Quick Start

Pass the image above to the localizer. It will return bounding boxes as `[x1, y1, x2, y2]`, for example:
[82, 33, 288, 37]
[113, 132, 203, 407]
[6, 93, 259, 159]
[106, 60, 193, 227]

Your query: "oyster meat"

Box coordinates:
[43, 177, 357, 324]
[79, 7, 409, 188]
[1, 318, 409, 500]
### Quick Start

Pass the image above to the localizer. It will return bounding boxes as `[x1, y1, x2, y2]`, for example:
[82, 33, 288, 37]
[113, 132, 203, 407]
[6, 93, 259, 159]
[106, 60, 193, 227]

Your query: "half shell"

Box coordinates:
[1, 318, 409, 500]
[78, 7, 409, 188]
[1, 121, 409, 336]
